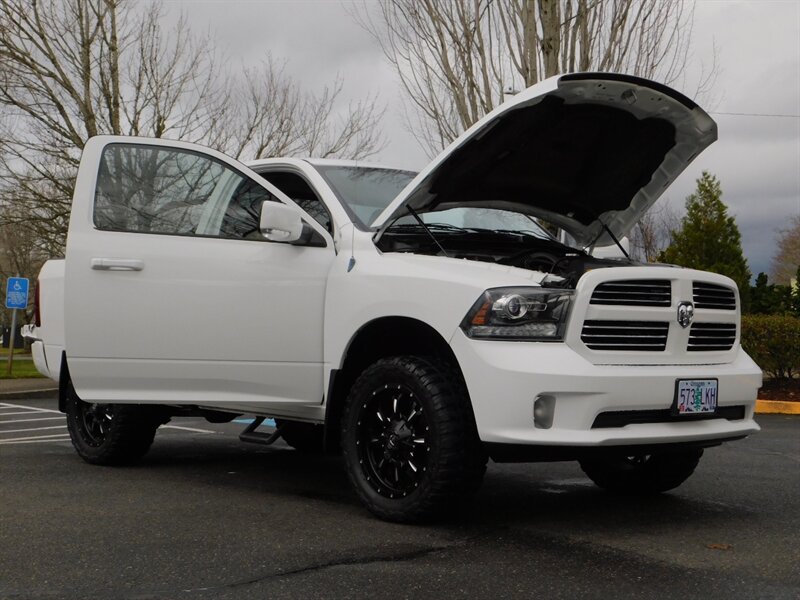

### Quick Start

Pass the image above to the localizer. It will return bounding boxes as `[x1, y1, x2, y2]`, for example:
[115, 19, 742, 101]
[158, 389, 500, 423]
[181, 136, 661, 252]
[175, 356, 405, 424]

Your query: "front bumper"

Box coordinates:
[450, 332, 761, 448]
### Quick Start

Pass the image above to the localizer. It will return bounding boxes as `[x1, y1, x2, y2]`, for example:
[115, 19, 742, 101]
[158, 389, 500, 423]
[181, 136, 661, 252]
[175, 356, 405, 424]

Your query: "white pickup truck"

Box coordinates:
[27, 73, 761, 522]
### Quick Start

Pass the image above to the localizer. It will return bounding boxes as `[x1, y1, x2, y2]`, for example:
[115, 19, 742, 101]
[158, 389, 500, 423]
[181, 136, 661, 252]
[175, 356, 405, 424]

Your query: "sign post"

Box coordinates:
[6, 277, 29, 376]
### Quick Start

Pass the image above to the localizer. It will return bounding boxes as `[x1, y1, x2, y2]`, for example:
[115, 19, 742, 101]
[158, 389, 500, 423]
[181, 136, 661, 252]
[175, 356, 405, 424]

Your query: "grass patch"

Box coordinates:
[0, 361, 45, 379]
[0, 348, 31, 357]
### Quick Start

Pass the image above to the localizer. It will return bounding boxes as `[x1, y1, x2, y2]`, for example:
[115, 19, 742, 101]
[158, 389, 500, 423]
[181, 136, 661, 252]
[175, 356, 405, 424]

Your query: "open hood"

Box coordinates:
[373, 73, 717, 247]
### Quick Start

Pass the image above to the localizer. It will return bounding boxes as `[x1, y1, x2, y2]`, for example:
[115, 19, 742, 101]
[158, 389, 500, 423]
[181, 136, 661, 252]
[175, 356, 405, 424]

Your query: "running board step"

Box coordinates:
[238, 417, 283, 446]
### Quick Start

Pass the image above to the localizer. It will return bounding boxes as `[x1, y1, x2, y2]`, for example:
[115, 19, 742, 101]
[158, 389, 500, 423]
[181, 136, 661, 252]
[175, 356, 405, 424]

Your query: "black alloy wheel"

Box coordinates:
[341, 356, 486, 522]
[65, 380, 161, 465]
[74, 400, 115, 447]
[356, 382, 430, 499]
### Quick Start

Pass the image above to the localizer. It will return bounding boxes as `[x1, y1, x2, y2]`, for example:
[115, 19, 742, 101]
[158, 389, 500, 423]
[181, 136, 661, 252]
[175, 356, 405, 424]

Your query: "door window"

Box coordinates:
[94, 143, 277, 240]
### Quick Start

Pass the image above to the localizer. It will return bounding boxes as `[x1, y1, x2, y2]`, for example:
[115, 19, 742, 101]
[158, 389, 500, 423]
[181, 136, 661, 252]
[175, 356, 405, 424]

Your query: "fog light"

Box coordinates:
[533, 394, 555, 429]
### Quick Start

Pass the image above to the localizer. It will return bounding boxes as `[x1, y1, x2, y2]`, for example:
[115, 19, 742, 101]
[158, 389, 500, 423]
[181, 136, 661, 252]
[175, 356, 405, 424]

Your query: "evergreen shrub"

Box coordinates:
[741, 315, 800, 379]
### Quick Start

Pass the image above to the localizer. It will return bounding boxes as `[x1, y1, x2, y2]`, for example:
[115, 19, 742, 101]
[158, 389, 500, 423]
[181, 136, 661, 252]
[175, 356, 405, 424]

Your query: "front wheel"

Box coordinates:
[65, 381, 161, 465]
[579, 448, 703, 494]
[341, 356, 486, 523]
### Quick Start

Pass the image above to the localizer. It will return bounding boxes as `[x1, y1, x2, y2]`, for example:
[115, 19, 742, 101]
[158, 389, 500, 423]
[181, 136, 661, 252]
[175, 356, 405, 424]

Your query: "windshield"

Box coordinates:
[313, 165, 415, 228]
[393, 208, 555, 240]
[314, 165, 555, 241]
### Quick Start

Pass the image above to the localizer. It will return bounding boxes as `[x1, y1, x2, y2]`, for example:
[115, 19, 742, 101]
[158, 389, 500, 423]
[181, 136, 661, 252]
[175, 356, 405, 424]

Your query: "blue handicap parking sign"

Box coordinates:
[6, 277, 29, 309]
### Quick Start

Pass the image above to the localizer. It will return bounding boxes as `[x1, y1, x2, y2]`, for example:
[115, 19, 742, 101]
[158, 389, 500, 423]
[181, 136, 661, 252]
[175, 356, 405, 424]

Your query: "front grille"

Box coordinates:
[592, 405, 746, 428]
[693, 282, 736, 310]
[590, 279, 671, 307]
[581, 320, 669, 351]
[688, 322, 736, 352]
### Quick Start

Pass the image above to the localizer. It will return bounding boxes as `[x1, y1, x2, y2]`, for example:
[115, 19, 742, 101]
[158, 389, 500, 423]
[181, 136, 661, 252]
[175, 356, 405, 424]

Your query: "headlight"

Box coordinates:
[460, 287, 573, 341]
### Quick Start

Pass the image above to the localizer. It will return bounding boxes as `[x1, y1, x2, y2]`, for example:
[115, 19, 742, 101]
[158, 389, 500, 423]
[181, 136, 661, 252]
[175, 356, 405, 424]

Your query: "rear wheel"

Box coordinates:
[579, 448, 703, 494]
[341, 356, 486, 523]
[65, 381, 160, 465]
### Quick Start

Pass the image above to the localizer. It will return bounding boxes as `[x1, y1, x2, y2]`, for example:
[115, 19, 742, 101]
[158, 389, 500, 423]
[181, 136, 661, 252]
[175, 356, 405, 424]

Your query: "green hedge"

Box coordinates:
[741, 315, 800, 379]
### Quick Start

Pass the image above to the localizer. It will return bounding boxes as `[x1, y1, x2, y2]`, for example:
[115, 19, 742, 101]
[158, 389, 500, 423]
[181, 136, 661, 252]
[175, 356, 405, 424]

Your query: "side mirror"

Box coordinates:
[259, 202, 303, 243]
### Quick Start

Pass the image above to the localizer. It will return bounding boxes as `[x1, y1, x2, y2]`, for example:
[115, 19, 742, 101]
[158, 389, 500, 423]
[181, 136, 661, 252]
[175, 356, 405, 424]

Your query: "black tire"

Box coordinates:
[65, 381, 160, 465]
[275, 419, 324, 453]
[341, 356, 486, 523]
[579, 448, 703, 494]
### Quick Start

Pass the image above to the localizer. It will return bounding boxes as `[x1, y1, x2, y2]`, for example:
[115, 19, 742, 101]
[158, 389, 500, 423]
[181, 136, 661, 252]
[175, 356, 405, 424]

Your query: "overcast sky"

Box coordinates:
[166, 0, 800, 278]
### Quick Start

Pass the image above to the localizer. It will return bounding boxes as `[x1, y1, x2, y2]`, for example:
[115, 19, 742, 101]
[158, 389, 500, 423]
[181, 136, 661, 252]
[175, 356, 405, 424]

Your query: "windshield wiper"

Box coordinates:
[389, 222, 467, 233]
[491, 228, 551, 239]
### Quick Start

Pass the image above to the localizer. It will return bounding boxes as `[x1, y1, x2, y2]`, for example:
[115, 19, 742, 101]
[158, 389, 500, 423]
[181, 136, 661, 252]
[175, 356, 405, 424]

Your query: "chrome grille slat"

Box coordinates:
[583, 333, 664, 340]
[592, 294, 670, 299]
[591, 342, 664, 350]
[693, 282, 736, 310]
[592, 288, 670, 293]
[694, 302, 734, 308]
[590, 280, 671, 307]
[688, 323, 736, 352]
[581, 320, 669, 351]
[581, 278, 739, 356]
[690, 331, 736, 337]
[582, 324, 668, 329]
[592, 282, 666, 288]
[693, 288, 733, 296]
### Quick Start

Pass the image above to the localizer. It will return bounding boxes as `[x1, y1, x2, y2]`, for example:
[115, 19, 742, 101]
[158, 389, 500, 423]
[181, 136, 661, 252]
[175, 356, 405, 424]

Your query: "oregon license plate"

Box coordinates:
[674, 379, 718, 414]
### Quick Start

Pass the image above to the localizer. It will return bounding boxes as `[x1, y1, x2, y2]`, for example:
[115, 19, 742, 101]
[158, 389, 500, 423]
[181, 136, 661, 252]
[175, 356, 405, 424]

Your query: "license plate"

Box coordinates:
[674, 379, 718, 415]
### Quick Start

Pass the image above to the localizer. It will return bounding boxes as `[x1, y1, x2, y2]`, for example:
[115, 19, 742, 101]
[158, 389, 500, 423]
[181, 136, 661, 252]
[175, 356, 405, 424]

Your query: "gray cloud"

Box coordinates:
[661, 1, 800, 279]
[167, 0, 799, 279]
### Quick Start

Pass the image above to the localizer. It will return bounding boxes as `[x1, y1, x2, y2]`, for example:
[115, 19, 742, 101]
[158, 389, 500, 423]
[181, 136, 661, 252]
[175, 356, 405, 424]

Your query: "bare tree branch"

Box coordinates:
[351, 0, 716, 156]
[770, 215, 800, 285]
[350, 0, 718, 245]
[0, 0, 384, 260]
[628, 203, 680, 263]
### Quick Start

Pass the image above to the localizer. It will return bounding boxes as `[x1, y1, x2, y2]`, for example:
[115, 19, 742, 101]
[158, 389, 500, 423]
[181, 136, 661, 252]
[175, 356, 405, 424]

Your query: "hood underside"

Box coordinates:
[374, 73, 717, 247]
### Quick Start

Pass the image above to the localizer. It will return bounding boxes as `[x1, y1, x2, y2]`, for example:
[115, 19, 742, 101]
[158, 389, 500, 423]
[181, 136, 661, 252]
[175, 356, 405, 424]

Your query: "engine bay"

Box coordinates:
[375, 225, 638, 289]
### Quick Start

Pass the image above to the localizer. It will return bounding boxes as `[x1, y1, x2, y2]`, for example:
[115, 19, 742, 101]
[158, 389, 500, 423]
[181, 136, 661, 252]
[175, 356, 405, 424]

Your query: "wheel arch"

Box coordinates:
[323, 316, 471, 453]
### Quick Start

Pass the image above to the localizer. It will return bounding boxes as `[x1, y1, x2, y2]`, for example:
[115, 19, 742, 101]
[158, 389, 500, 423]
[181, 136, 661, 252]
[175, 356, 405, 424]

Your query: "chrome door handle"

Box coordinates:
[90, 258, 145, 271]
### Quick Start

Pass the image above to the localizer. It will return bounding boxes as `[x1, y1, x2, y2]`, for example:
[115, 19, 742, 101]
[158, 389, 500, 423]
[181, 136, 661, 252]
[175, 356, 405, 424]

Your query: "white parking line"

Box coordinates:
[0, 402, 69, 444]
[0, 416, 65, 424]
[1, 425, 67, 434]
[0, 402, 216, 443]
[0, 436, 72, 445]
[162, 424, 216, 434]
[0, 433, 73, 443]
[0, 402, 60, 413]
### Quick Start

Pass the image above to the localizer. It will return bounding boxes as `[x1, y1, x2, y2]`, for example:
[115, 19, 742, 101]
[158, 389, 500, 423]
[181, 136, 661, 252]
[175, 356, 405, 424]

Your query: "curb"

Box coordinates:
[755, 399, 800, 415]
[0, 388, 58, 401]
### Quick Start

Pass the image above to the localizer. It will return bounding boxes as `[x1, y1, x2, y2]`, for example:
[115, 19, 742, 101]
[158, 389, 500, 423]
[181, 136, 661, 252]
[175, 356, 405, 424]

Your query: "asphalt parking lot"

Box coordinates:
[1, 397, 798, 600]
